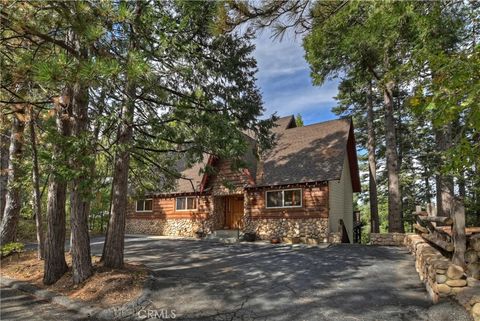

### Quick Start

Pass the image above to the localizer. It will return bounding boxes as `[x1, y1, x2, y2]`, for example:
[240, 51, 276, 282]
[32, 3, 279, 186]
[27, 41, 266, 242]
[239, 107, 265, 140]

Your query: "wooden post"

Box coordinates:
[415, 205, 422, 215]
[427, 203, 436, 227]
[451, 197, 466, 267]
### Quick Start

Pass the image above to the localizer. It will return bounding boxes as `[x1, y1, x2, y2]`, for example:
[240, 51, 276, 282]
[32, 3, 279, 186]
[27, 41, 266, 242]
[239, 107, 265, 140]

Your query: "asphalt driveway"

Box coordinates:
[89, 236, 438, 321]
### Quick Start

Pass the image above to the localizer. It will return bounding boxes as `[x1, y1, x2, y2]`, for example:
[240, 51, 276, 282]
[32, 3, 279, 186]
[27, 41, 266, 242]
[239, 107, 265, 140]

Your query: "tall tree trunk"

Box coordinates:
[424, 167, 432, 203]
[435, 126, 454, 217]
[29, 108, 45, 259]
[70, 81, 93, 284]
[102, 85, 135, 269]
[43, 95, 71, 285]
[0, 109, 25, 245]
[100, 175, 114, 262]
[0, 115, 10, 220]
[383, 80, 403, 233]
[451, 197, 466, 267]
[395, 94, 405, 228]
[102, 1, 141, 268]
[458, 174, 466, 199]
[366, 81, 379, 233]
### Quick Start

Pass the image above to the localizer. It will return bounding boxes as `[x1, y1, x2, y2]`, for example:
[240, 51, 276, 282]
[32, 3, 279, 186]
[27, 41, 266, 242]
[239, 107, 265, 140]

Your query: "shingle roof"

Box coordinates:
[272, 115, 297, 134]
[151, 116, 360, 195]
[171, 154, 211, 194]
[256, 117, 353, 187]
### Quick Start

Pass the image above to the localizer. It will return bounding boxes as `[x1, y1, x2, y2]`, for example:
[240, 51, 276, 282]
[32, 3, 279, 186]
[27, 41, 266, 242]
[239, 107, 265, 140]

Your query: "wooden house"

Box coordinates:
[126, 116, 361, 243]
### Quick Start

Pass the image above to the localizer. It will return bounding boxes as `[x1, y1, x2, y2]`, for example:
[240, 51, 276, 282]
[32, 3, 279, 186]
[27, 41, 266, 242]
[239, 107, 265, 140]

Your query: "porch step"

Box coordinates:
[205, 230, 243, 244]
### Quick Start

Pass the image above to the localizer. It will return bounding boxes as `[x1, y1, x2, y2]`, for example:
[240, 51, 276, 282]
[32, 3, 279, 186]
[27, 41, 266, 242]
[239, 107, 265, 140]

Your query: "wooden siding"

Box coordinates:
[206, 158, 251, 195]
[329, 154, 353, 242]
[127, 196, 210, 220]
[245, 185, 329, 219]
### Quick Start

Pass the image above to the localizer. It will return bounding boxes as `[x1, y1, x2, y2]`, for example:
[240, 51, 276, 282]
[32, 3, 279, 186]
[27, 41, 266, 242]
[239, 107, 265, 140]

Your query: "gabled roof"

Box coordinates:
[171, 154, 211, 194]
[256, 116, 361, 192]
[272, 115, 297, 133]
[151, 115, 361, 195]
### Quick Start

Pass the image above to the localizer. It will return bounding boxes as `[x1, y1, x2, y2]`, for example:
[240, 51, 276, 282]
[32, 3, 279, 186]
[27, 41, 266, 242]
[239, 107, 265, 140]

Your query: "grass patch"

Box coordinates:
[0, 242, 24, 258]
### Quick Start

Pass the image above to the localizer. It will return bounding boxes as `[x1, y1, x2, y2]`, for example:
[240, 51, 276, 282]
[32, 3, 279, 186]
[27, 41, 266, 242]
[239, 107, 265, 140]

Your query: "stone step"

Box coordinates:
[212, 229, 241, 238]
[204, 229, 243, 244]
[204, 236, 239, 244]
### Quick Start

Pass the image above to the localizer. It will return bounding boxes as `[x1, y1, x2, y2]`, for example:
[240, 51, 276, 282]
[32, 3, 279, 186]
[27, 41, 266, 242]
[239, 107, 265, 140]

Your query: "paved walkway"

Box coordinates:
[90, 237, 434, 321]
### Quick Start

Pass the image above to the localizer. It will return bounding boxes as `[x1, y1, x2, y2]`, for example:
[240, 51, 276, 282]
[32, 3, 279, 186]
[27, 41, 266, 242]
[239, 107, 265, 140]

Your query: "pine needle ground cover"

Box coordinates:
[0, 251, 148, 307]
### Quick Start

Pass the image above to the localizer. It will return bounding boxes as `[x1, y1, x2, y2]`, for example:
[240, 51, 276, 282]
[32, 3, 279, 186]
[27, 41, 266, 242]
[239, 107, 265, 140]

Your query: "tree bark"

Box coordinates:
[102, 84, 135, 269]
[29, 108, 45, 259]
[366, 81, 379, 233]
[458, 174, 466, 199]
[383, 80, 403, 233]
[0, 115, 10, 220]
[0, 109, 25, 245]
[451, 197, 466, 267]
[102, 1, 141, 269]
[395, 95, 404, 226]
[435, 126, 454, 217]
[43, 95, 71, 285]
[70, 81, 93, 284]
[424, 165, 432, 203]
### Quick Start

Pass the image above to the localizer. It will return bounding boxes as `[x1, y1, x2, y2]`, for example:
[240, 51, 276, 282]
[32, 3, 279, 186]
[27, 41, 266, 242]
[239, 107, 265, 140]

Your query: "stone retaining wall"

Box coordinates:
[404, 234, 480, 321]
[369, 233, 406, 246]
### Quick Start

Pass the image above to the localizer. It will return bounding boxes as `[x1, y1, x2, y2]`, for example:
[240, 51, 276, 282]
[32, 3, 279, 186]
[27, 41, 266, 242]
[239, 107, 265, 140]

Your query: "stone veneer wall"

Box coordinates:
[125, 218, 213, 237]
[126, 192, 333, 243]
[404, 234, 480, 321]
[243, 217, 329, 242]
[369, 233, 407, 246]
[126, 195, 217, 237]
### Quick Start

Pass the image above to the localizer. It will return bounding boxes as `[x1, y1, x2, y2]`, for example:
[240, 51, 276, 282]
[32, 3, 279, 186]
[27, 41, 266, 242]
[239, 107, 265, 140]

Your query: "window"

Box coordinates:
[265, 189, 302, 208]
[266, 191, 282, 208]
[136, 199, 153, 212]
[176, 196, 197, 211]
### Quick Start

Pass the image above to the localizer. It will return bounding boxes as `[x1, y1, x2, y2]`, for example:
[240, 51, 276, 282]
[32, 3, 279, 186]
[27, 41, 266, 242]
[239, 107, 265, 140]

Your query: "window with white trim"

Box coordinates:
[265, 189, 302, 208]
[176, 196, 197, 211]
[136, 199, 153, 212]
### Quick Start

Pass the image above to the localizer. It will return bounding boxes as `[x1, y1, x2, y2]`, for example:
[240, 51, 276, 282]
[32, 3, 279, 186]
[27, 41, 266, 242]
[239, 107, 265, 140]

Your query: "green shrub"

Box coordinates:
[0, 242, 25, 258]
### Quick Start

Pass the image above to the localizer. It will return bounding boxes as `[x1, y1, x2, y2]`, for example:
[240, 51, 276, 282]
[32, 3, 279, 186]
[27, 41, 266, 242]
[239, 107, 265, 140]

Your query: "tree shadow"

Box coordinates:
[89, 238, 434, 321]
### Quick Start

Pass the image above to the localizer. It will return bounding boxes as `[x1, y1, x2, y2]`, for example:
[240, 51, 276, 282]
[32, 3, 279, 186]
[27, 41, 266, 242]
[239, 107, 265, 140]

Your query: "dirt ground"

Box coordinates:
[0, 250, 148, 308]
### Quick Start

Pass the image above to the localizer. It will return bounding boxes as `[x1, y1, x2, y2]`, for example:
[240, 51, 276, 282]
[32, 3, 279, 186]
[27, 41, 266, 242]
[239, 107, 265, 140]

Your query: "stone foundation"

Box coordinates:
[125, 218, 212, 237]
[328, 232, 342, 244]
[126, 216, 331, 242]
[405, 234, 480, 321]
[244, 218, 329, 242]
[370, 233, 406, 246]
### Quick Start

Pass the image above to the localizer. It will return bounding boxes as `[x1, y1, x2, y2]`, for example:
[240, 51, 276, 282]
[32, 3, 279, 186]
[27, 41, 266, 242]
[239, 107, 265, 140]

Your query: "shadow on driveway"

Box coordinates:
[90, 237, 434, 321]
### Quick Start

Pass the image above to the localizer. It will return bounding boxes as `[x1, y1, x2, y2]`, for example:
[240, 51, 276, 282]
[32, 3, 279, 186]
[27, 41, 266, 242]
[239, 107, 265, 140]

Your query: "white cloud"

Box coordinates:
[253, 30, 340, 123]
[265, 82, 338, 115]
[253, 31, 307, 80]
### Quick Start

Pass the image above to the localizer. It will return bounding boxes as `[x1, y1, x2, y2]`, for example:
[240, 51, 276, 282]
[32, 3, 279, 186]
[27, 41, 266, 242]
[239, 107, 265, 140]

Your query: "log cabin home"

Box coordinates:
[126, 116, 361, 243]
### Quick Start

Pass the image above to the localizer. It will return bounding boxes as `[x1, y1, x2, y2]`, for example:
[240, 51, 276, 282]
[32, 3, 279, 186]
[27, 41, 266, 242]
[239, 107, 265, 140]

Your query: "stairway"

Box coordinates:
[205, 229, 242, 244]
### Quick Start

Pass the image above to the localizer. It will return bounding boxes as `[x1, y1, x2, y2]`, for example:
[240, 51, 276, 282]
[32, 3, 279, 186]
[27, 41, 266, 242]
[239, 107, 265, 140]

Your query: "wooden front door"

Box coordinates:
[225, 196, 244, 229]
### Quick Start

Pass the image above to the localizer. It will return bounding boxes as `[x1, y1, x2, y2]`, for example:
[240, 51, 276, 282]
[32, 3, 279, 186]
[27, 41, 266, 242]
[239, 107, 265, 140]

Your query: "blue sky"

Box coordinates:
[253, 31, 340, 125]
